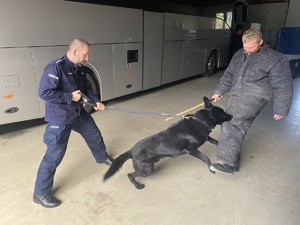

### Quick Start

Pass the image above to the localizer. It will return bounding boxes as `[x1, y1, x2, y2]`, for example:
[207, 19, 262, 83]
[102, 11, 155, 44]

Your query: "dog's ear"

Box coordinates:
[203, 96, 213, 109]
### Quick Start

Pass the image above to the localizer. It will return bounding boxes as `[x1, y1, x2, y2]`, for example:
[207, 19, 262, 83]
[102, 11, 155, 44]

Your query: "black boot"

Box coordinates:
[210, 162, 239, 174]
[33, 194, 61, 208]
[101, 154, 114, 166]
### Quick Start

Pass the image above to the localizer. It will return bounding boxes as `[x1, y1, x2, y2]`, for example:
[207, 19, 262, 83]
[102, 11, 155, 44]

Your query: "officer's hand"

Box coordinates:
[72, 90, 81, 102]
[94, 102, 105, 111]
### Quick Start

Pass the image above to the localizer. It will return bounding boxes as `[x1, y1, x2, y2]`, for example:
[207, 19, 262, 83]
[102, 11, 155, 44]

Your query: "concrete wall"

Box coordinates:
[285, 0, 300, 27]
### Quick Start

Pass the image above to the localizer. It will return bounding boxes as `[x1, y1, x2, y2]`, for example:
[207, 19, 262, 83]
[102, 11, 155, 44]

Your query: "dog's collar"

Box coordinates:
[184, 115, 212, 132]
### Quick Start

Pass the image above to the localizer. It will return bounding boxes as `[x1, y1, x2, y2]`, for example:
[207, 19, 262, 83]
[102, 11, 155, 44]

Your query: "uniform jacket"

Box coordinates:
[214, 47, 293, 116]
[39, 55, 99, 124]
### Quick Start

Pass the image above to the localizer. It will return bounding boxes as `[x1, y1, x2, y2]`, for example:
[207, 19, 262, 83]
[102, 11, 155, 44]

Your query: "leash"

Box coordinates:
[79, 92, 181, 118]
[79, 91, 214, 121]
[105, 106, 182, 119]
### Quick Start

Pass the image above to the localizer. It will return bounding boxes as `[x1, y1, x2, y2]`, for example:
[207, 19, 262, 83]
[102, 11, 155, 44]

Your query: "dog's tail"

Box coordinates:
[103, 150, 132, 181]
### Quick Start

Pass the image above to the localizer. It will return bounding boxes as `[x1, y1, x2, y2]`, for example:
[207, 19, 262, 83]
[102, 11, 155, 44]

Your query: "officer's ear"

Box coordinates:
[73, 49, 78, 57]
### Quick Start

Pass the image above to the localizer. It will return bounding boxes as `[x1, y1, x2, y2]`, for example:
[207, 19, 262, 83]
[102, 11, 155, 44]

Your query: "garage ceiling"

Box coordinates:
[157, 0, 289, 8]
[73, 0, 289, 8]
[71, 0, 289, 15]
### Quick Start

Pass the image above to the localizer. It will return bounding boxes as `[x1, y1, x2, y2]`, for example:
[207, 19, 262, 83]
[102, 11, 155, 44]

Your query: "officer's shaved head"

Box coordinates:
[67, 38, 90, 65]
[68, 38, 90, 51]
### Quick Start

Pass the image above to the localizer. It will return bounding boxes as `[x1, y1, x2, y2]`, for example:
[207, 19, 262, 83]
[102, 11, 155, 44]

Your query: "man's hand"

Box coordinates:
[72, 90, 81, 102]
[211, 94, 222, 102]
[94, 102, 105, 111]
[274, 114, 284, 120]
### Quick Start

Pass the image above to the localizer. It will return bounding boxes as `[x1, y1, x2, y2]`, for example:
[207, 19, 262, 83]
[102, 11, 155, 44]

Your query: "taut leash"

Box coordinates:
[79, 91, 214, 121]
[105, 106, 182, 119]
[78, 92, 180, 118]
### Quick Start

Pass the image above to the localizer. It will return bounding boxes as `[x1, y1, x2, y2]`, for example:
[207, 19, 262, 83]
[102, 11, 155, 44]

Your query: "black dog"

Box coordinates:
[104, 97, 232, 189]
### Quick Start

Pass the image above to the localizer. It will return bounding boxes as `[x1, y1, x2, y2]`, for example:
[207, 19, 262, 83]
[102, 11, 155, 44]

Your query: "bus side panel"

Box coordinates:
[0, 0, 143, 48]
[31, 46, 69, 117]
[112, 43, 143, 98]
[161, 41, 183, 85]
[164, 13, 213, 41]
[181, 40, 206, 79]
[143, 11, 164, 90]
[162, 12, 193, 84]
[0, 48, 40, 125]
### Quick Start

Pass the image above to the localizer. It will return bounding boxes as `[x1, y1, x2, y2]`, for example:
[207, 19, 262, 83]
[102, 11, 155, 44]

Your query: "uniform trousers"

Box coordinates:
[217, 95, 268, 167]
[34, 112, 107, 195]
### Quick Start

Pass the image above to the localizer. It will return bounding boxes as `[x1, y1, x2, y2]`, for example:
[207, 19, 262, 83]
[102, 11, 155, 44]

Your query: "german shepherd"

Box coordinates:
[104, 97, 232, 189]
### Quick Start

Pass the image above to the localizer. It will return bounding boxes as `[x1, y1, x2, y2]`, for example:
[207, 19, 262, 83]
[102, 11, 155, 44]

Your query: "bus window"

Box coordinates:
[215, 11, 232, 29]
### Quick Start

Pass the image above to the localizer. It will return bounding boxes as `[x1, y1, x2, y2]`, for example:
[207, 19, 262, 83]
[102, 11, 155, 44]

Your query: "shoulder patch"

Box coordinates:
[48, 73, 59, 80]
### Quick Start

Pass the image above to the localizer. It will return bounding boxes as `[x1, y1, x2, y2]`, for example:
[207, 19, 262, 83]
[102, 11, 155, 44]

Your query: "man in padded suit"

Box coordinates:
[210, 28, 293, 174]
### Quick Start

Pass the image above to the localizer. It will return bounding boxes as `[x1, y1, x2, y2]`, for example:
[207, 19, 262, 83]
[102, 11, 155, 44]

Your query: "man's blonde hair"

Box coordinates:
[242, 28, 262, 43]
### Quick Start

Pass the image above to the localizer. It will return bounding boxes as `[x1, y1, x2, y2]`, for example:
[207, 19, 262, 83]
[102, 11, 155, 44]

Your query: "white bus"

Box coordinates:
[0, 0, 231, 125]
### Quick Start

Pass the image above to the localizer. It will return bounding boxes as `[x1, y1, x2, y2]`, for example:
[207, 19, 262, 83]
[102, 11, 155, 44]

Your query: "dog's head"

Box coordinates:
[194, 96, 233, 127]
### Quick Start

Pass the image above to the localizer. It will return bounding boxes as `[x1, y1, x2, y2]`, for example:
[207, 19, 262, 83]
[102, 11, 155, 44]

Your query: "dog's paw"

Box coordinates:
[208, 136, 218, 146]
[209, 166, 216, 174]
[136, 183, 145, 190]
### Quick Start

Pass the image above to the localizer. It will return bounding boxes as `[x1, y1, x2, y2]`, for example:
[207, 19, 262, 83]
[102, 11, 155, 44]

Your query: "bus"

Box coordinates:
[0, 0, 231, 125]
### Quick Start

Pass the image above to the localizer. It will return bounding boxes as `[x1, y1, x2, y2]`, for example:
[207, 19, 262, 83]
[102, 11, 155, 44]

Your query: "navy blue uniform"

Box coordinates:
[34, 55, 108, 196]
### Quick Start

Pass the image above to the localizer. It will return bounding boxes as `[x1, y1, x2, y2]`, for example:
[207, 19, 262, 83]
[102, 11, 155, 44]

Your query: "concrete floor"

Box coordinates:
[1, 70, 299, 225]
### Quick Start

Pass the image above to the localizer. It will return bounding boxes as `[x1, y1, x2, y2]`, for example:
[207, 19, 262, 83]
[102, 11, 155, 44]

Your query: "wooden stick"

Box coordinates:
[164, 102, 205, 122]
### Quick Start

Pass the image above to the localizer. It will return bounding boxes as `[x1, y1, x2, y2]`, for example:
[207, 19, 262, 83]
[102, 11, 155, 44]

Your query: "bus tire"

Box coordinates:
[204, 51, 217, 77]
[84, 68, 99, 114]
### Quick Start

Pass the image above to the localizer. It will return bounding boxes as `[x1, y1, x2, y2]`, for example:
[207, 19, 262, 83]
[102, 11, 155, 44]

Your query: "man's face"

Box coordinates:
[243, 39, 263, 55]
[75, 45, 89, 65]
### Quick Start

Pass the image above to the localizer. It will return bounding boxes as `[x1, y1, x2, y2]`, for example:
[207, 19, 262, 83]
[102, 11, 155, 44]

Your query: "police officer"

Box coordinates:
[33, 38, 113, 208]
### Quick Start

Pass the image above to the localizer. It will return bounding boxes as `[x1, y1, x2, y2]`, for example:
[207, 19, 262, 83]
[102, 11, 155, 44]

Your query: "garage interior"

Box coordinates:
[1, 70, 299, 224]
[1, 0, 299, 224]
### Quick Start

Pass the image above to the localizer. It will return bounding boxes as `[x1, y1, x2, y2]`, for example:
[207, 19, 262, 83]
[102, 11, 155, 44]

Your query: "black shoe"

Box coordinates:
[33, 194, 61, 208]
[210, 162, 239, 174]
[101, 155, 114, 166]
[233, 164, 240, 172]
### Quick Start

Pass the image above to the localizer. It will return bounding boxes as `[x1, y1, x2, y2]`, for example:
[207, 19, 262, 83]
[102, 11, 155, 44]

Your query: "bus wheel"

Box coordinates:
[83, 68, 100, 114]
[204, 52, 217, 76]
